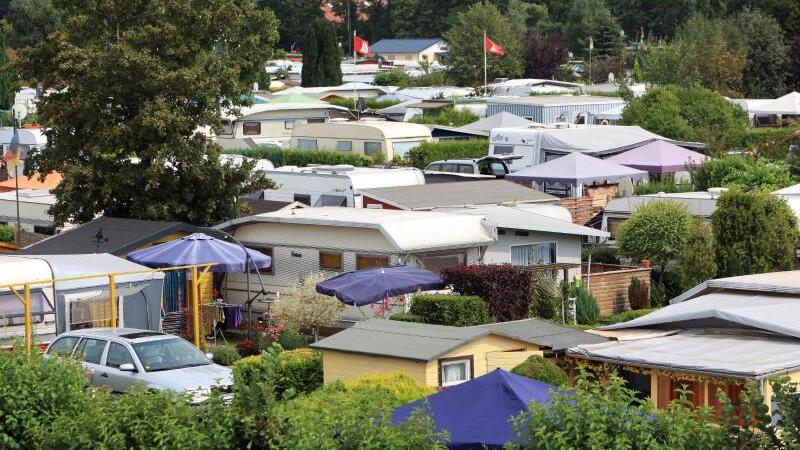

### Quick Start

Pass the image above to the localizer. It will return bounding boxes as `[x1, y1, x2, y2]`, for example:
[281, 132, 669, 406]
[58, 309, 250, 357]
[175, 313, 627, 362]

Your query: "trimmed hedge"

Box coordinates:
[442, 264, 537, 322]
[223, 147, 383, 167]
[406, 140, 488, 168]
[408, 294, 494, 326]
[511, 354, 568, 386]
[600, 308, 657, 326]
[274, 349, 323, 399]
[725, 127, 800, 159]
[212, 345, 241, 366]
[389, 313, 426, 323]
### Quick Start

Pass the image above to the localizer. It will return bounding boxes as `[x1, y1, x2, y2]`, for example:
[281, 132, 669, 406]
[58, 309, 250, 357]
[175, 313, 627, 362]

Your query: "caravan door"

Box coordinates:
[64, 291, 123, 331]
[488, 128, 543, 171]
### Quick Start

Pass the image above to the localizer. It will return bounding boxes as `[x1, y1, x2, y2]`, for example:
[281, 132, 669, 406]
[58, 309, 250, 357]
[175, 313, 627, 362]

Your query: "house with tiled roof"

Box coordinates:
[370, 38, 447, 63]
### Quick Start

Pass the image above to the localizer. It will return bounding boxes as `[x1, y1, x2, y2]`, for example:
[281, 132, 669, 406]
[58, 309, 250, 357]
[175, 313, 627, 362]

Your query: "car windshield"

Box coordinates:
[132, 338, 211, 372]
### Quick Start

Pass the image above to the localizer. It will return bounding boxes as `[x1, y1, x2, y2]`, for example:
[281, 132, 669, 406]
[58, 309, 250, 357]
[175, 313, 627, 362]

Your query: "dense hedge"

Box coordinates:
[405, 140, 488, 168]
[325, 96, 403, 110]
[725, 127, 800, 159]
[511, 355, 568, 386]
[441, 264, 536, 322]
[390, 313, 426, 323]
[212, 345, 241, 366]
[408, 294, 494, 326]
[223, 147, 383, 167]
[274, 348, 323, 399]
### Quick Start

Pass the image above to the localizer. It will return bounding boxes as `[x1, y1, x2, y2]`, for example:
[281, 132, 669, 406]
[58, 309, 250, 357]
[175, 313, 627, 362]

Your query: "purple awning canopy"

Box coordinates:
[316, 265, 444, 306]
[606, 140, 708, 174]
[505, 152, 648, 186]
[127, 233, 271, 273]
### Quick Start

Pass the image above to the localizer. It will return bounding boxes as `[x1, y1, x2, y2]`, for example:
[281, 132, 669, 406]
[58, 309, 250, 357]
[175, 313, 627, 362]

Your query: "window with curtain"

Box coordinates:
[70, 298, 114, 330]
[440, 358, 471, 387]
[356, 254, 389, 270]
[418, 253, 466, 276]
[363, 141, 382, 156]
[511, 242, 556, 266]
[242, 121, 261, 135]
[336, 140, 353, 152]
[319, 252, 343, 271]
[297, 139, 318, 150]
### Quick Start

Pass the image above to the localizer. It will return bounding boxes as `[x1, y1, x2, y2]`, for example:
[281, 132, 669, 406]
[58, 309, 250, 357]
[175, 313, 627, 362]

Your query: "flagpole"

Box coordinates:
[11, 116, 19, 246]
[353, 30, 357, 116]
[483, 30, 488, 97]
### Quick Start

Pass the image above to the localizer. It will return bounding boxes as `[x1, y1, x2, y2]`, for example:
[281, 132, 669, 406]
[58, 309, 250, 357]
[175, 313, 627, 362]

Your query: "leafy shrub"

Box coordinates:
[634, 180, 694, 195]
[616, 200, 693, 275]
[726, 127, 800, 159]
[408, 294, 493, 326]
[277, 325, 308, 350]
[373, 68, 411, 86]
[274, 349, 323, 400]
[326, 96, 403, 110]
[410, 108, 479, 127]
[692, 155, 793, 191]
[406, 139, 488, 168]
[599, 308, 656, 326]
[235, 338, 260, 357]
[627, 277, 650, 310]
[223, 147, 383, 167]
[0, 224, 14, 243]
[442, 264, 537, 322]
[390, 312, 426, 323]
[678, 219, 717, 291]
[212, 345, 241, 366]
[344, 372, 436, 404]
[511, 354, 568, 386]
[529, 277, 561, 320]
[581, 244, 619, 265]
[572, 285, 600, 325]
[230, 351, 278, 449]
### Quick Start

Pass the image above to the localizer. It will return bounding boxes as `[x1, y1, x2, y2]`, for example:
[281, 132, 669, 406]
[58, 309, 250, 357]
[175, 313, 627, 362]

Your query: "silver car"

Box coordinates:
[44, 328, 233, 403]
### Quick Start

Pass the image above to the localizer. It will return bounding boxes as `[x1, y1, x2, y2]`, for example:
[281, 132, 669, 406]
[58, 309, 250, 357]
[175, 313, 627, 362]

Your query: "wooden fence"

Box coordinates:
[581, 263, 651, 315]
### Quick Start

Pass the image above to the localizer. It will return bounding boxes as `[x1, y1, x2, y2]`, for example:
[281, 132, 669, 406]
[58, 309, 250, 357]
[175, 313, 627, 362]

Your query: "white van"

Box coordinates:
[289, 121, 432, 160]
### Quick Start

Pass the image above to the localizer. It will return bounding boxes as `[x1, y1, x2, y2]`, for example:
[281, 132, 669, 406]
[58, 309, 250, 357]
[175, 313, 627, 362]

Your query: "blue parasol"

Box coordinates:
[127, 233, 271, 273]
[315, 265, 444, 306]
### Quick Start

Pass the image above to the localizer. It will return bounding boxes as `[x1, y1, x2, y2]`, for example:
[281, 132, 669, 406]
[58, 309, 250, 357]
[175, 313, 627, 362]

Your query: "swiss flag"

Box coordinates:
[354, 35, 370, 56]
[485, 35, 504, 56]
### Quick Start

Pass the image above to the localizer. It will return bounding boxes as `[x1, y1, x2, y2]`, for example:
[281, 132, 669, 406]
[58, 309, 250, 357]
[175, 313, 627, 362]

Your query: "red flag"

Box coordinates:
[354, 35, 370, 56]
[485, 35, 504, 56]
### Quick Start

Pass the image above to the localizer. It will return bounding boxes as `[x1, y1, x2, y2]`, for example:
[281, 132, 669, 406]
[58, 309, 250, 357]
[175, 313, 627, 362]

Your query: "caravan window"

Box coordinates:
[70, 298, 115, 330]
[336, 140, 353, 152]
[297, 139, 318, 150]
[243, 121, 261, 135]
[319, 252, 343, 271]
[493, 145, 513, 155]
[364, 142, 382, 156]
[220, 120, 234, 135]
[391, 141, 423, 158]
[356, 255, 389, 270]
[284, 120, 295, 130]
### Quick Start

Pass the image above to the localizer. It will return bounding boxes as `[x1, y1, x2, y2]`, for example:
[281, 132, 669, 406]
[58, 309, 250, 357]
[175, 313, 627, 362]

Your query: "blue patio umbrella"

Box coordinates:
[392, 369, 558, 450]
[315, 265, 444, 306]
[127, 233, 271, 273]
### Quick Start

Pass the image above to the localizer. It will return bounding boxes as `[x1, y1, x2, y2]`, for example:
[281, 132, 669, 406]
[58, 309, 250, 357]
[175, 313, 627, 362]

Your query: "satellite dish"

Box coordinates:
[12, 103, 27, 121]
[617, 177, 635, 198]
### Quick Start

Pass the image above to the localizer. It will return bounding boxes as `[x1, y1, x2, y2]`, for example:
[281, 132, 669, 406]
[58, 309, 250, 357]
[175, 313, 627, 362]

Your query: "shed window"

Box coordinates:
[248, 246, 273, 275]
[364, 141, 382, 156]
[243, 121, 261, 135]
[439, 356, 472, 387]
[297, 139, 318, 150]
[356, 254, 389, 270]
[319, 252, 343, 271]
[336, 140, 353, 152]
[511, 242, 556, 266]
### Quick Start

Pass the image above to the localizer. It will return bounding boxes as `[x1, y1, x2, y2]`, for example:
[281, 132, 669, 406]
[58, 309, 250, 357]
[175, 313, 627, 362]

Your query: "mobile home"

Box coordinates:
[254, 165, 425, 208]
[289, 121, 433, 160]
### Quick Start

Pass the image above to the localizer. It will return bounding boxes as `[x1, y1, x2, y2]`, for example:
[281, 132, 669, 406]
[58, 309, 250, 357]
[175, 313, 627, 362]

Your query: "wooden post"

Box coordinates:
[23, 284, 31, 354]
[109, 274, 117, 330]
[192, 267, 200, 347]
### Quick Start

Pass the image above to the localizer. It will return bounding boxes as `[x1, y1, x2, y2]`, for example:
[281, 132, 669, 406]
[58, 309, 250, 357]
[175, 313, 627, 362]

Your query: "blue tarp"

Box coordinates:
[127, 233, 271, 273]
[392, 369, 557, 449]
[315, 265, 444, 306]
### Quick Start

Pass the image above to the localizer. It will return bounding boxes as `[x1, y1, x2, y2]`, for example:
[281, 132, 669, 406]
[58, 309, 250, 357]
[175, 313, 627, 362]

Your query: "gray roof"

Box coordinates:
[568, 329, 800, 379]
[310, 318, 608, 361]
[603, 193, 719, 219]
[371, 38, 443, 53]
[359, 180, 557, 210]
[18, 216, 215, 256]
[670, 270, 800, 304]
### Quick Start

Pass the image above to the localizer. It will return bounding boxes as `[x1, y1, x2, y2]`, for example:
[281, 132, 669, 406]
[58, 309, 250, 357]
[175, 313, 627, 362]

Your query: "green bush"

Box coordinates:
[634, 180, 694, 195]
[0, 224, 14, 243]
[725, 127, 800, 159]
[326, 96, 403, 110]
[211, 345, 241, 366]
[277, 326, 308, 350]
[692, 155, 793, 191]
[627, 277, 650, 310]
[390, 312, 426, 323]
[344, 372, 436, 404]
[529, 277, 561, 320]
[406, 139, 488, 168]
[599, 308, 656, 325]
[274, 349, 323, 400]
[581, 244, 620, 265]
[511, 354, 568, 386]
[409, 294, 494, 326]
[572, 285, 600, 325]
[223, 147, 383, 167]
[373, 68, 412, 86]
[410, 108, 478, 127]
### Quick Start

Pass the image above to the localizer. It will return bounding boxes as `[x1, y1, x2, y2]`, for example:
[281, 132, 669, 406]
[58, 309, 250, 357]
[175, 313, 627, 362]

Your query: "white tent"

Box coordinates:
[750, 92, 800, 115]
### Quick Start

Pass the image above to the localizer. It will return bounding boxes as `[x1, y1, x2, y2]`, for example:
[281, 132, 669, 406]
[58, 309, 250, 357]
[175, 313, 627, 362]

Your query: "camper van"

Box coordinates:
[288, 121, 433, 160]
[488, 125, 704, 171]
[254, 165, 425, 208]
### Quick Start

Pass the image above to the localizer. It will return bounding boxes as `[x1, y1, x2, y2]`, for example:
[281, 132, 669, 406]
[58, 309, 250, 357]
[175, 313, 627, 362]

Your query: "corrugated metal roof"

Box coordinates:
[311, 318, 608, 360]
[371, 38, 444, 53]
[359, 180, 557, 210]
[670, 270, 800, 304]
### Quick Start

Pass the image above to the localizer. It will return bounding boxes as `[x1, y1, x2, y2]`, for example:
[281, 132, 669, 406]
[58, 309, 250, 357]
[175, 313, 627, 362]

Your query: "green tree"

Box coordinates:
[443, 1, 523, 88]
[390, 0, 464, 38]
[616, 200, 694, 283]
[692, 155, 793, 191]
[0, 30, 14, 110]
[590, 8, 622, 60]
[621, 84, 748, 151]
[735, 10, 788, 98]
[16, 0, 278, 226]
[712, 189, 798, 277]
[678, 219, 717, 291]
[6, 0, 63, 48]
[257, 0, 324, 51]
[511, 354, 568, 386]
[563, 0, 608, 58]
[300, 19, 342, 87]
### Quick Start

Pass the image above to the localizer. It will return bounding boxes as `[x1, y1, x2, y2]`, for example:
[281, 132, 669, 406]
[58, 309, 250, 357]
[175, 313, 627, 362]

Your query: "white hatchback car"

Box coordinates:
[45, 328, 233, 403]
